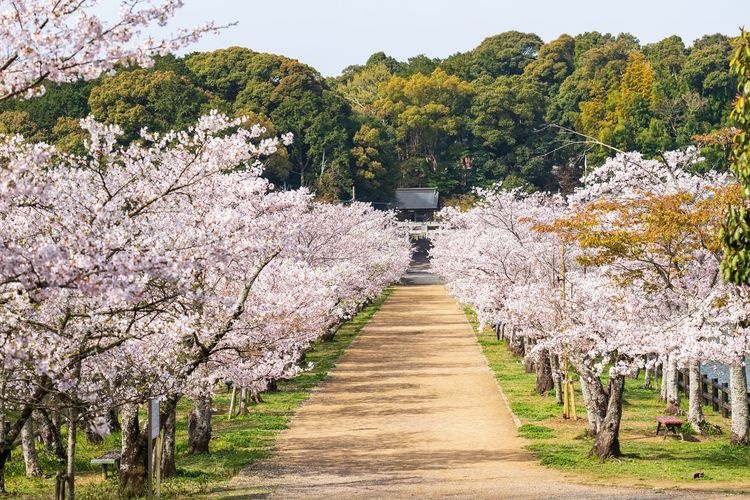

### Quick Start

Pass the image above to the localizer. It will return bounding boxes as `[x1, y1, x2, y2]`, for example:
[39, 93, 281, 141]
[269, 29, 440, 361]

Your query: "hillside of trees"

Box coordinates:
[0, 30, 738, 203]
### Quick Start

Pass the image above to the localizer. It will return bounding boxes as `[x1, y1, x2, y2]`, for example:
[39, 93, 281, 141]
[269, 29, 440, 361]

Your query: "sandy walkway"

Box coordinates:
[218, 282, 715, 499]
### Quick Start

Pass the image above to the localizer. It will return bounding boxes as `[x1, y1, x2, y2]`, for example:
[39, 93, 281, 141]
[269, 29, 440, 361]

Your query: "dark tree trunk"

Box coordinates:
[160, 396, 179, 478]
[119, 403, 147, 497]
[82, 415, 104, 445]
[523, 355, 535, 373]
[66, 408, 77, 500]
[37, 409, 65, 460]
[107, 407, 121, 434]
[534, 349, 554, 395]
[0, 399, 42, 494]
[590, 375, 625, 461]
[321, 325, 339, 342]
[187, 396, 212, 455]
[0, 414, 8, 494]
[267, 380, 278, 392]
[508, 332, 525, 357]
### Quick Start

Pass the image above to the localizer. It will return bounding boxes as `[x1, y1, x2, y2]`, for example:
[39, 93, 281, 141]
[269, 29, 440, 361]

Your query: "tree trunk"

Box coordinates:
[0, 382, 52, 495]
[0, 414, 8, 495]
[120, 403, 147, 497]
[642, 365, 652, 389]
[187, 396, 212, 455]
[82, 416, 104, 445]
[251, 390, 263, 404]
[238, 387, 249, 416]
[659, 362, 668, 402]
[320, 326, 338, 342]
[160, 396, 179, 478]
[523, 356, 534, 373]
[730, 362, 750, 446]
[577, 372, 606, 438]
[534, 349, 554, 394]
[66, 408, 77, 500]
[37, 409, 65, 460]
[107, 407, 121, 434]
[665, 355, 680, 406]
[590, 374, 625, 461]
[508, 332, 524, 357]
[688, 360, 706, 433]
[227, 385, 237, 419]
[550, 354, 564, 405]
[21, 418, 41, 478]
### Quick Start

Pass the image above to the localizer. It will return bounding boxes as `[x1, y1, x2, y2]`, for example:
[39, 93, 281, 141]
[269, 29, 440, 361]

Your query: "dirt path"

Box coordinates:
[217, 281, 714, 499]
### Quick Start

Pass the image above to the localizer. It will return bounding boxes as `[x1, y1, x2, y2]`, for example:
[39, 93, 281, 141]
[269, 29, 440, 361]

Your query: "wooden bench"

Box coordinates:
[655, 416, 684, 442]
[90, 450, 121, 479]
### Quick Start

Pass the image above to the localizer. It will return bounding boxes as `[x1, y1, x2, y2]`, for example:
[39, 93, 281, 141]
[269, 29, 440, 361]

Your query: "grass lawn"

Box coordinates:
[465, 308, 750, 493]
[5, 289, 391, 499]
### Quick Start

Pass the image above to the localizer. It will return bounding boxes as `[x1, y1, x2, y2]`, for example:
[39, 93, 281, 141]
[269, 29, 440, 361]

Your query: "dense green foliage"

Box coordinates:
[0, 31, 739, 201]
[721, 30, 750, 285]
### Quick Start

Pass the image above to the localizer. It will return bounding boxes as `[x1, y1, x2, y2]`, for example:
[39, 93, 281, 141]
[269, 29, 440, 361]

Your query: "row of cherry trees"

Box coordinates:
[2, 109, 410, 496]
[431, 148, 750, 460]
[0, 2, 411, 498]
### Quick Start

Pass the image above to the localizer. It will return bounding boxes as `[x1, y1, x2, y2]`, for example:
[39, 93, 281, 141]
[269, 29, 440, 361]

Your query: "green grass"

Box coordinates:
[5, 289, 391, 499]
[518, 424, 555, 440]
[465, 307, 750, 491]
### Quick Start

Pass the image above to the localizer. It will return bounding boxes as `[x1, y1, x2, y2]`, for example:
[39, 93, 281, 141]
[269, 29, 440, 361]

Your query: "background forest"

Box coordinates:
[0, 30, 737, 204]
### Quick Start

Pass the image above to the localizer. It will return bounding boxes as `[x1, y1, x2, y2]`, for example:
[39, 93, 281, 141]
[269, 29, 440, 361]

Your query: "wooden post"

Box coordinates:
[568, 378, 577, 420]
[155, 429, 162, 500]
[55, 472, 67, 500]
[147, 403, 152, 500]
[227, 386, 237, 420]
[560, 244, 573, 420]
[701, 374, 709, 405]
[722, 383, 730, 418]
[146, 398, 160, 500]
[711, 378, 721, 411]
[563, 372, 569, 418]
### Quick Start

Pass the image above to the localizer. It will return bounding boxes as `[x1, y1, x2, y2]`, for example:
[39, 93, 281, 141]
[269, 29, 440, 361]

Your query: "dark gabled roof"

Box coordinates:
[395, 188, 439, 210]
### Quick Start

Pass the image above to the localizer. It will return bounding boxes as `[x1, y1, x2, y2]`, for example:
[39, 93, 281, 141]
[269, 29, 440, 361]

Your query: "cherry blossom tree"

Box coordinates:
[431, 190, 568, 398]
[1, 111, 410, 497]
[556, 150, 746, 439]
[0, 111, 293, 495]
[432, 148, 750, 459]
[0, 2, 411, 498]
[0, 0, 221, 101]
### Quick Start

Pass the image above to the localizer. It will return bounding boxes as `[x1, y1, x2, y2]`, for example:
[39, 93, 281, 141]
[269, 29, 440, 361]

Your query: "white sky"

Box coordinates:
[122, 0, 748, 76]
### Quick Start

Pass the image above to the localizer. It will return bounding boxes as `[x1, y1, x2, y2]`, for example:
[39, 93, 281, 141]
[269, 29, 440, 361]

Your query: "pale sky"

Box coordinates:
[126, 0, 748, 76]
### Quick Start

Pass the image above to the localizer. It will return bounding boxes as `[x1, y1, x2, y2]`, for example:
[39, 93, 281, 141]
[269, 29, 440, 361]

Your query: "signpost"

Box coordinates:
[147, 398, 161, 500]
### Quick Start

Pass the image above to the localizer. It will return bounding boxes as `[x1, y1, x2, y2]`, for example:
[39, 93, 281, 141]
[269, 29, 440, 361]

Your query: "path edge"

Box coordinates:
[456, 304, 523, 429]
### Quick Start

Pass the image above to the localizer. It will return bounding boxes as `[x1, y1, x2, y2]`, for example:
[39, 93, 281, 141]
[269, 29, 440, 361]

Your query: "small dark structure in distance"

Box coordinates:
[395, 187, 439, 222]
